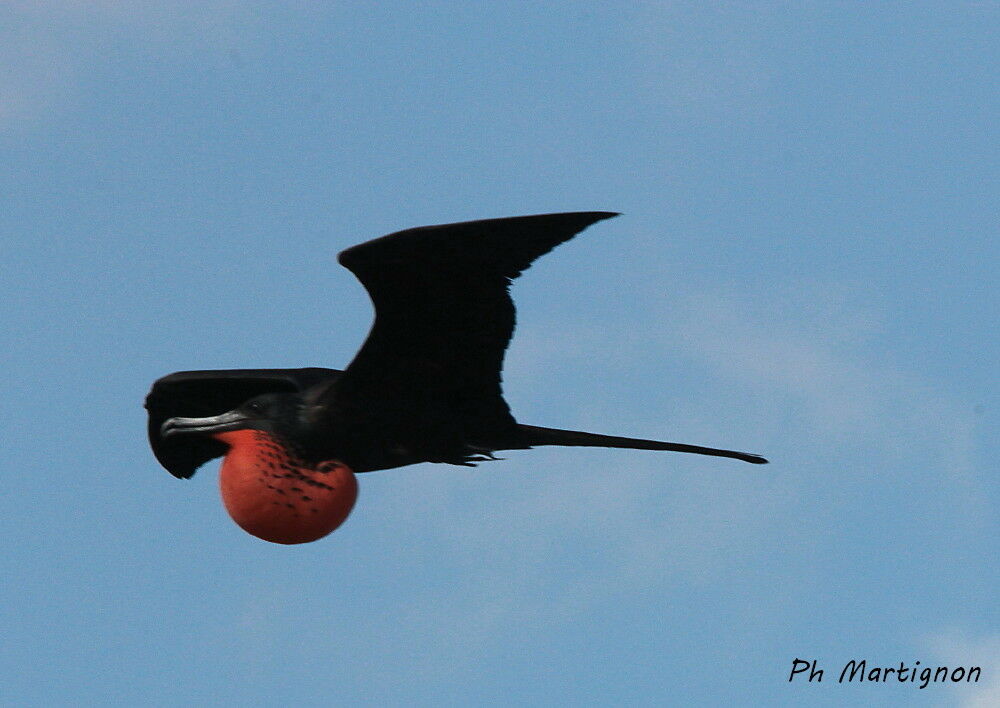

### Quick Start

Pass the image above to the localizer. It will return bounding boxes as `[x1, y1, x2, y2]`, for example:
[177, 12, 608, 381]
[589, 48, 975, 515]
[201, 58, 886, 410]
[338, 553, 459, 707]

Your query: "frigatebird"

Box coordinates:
[146, 212, 767, 543]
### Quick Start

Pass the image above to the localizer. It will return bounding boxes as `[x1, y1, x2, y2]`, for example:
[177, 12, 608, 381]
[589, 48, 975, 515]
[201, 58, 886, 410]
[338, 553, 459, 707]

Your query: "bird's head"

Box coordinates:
[160, 391, 311, 443]
[160, 391, 356, 545]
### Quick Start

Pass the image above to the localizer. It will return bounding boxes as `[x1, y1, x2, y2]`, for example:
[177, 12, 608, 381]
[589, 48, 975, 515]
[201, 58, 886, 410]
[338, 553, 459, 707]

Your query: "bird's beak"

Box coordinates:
[160, 409, 251, 438]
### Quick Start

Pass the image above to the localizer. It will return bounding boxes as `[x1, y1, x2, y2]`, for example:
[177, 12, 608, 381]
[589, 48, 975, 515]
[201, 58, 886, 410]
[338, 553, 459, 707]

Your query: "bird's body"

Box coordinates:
[146, 212, 766, 543]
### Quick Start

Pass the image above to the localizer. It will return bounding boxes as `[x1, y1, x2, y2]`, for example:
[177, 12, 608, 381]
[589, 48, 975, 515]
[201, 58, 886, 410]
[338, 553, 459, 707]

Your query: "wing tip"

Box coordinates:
[337, 211, 622, 270]
[576, 211, 621, 228]
[554, 210, 620, 224]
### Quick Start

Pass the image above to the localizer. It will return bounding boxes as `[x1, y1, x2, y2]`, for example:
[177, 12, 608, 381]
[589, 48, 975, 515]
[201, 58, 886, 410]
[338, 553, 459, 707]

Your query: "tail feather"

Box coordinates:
[516, 424, 768, 464]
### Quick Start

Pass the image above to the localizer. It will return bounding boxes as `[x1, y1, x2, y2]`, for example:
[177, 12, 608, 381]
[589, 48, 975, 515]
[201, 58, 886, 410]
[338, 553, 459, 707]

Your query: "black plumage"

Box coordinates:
[146, 212, 766, 479]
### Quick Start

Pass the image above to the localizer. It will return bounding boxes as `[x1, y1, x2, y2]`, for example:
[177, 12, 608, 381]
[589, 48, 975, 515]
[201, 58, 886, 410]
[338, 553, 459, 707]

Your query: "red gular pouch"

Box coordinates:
[213, 430, 357, 544]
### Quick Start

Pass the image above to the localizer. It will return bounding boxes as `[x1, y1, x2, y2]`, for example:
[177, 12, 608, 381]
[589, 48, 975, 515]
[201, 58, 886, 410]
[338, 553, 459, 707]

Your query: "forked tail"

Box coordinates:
[516, 424, 768, 464]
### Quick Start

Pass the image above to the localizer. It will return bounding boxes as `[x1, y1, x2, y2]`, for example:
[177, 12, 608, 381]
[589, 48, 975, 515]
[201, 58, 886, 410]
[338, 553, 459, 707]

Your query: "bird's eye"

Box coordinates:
[246, 401, 263, 414]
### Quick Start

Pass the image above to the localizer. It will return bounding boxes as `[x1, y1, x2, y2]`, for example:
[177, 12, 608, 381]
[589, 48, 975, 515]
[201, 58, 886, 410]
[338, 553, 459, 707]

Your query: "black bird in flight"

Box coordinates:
[146, 212, 766, 543]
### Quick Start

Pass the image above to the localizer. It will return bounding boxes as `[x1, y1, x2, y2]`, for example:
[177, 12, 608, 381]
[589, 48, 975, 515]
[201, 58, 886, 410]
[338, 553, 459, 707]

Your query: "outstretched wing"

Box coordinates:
[145, 367, 341, 478]
[333, 212, 618, 444]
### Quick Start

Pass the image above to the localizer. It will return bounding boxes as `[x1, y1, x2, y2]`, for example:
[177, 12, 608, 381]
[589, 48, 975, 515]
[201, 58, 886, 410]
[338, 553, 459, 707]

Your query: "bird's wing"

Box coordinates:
[332, 212, 619, 444]
[145, 367, 341, 478]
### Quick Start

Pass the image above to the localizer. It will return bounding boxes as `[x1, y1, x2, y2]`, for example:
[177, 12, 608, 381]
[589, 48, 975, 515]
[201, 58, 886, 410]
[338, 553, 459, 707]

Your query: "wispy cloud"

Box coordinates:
[669, 280, 989, 527]
[1, 1, 248, 132]
[927, 630, 1000, 708]
[621, 3, 772, 120]
[0, 25, 73, 128]
[386, 269, 991, 662]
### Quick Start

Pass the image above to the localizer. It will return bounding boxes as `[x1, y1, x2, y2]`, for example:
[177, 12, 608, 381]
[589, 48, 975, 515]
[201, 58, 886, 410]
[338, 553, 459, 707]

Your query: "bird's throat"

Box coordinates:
[213, 429, 357, 544]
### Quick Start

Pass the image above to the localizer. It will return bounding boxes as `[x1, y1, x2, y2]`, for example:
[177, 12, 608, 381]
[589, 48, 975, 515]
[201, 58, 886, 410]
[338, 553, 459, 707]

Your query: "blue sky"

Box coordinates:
[2, 2, 996, 706]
